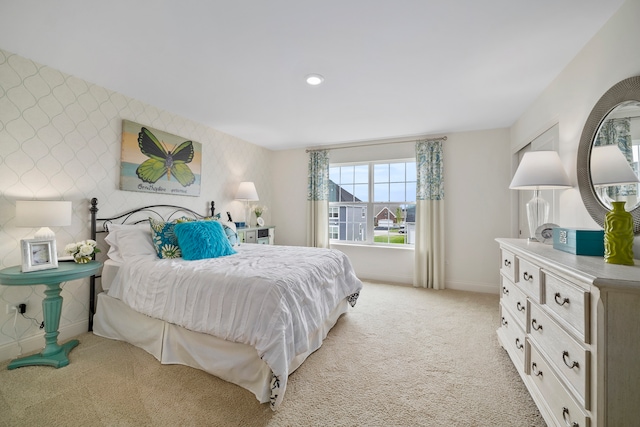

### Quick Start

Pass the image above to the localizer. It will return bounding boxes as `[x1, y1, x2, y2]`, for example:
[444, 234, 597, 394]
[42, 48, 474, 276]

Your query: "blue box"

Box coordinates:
[234, 222, 246, 228]
[552, 228, 604, 256]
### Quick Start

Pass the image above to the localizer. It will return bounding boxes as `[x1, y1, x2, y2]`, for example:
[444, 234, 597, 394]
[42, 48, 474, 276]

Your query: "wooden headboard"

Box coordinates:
[88, 197, 215, 330]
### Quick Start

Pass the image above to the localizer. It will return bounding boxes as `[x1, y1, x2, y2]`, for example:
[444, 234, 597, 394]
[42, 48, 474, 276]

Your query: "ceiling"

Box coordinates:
[0, 0, 625, 150]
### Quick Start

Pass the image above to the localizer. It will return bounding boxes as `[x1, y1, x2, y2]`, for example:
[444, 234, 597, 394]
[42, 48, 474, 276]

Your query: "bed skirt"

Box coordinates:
[93, 291, 349, 405]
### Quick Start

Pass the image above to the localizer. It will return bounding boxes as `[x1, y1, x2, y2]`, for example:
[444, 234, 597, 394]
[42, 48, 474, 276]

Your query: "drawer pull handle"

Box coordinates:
[502, 286, 509, 296]
[501, 317, 508, 326]
[562, 407, 579, 427]
[523, 271, 533, 282]
[516, 301, 525, 312]
[504, 259, 511, 267]
[531, 319, 543, 331]
[515, 338, 523, 350]
[555, 292, 570, 306]
[531, 362, 542, 377]
[562, 351, 579, 369]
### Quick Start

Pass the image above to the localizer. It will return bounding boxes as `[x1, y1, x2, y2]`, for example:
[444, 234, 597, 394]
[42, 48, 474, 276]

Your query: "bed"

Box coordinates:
[88, 198, 362, 409]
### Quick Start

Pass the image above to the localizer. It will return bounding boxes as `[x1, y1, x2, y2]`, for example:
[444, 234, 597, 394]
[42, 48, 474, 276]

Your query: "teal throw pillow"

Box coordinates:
[174, 220, 237, 260]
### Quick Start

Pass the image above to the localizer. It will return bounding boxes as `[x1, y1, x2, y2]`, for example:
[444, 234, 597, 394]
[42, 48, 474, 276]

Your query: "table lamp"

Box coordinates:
[15, 200, 72, 239]
[235, 182, 259, 226]
[509, 151, 572, 241]
[590, 144, 640, 265]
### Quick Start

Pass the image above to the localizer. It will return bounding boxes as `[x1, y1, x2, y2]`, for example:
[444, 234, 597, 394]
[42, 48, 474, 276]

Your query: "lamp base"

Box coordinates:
[604, 201, 635, 265]
[34, 227, 55, 239]
[525, 190, 549, 241]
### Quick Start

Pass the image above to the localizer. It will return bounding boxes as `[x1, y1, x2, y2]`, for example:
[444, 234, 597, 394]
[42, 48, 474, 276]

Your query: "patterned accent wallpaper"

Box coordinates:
[0, 49, 272, 351]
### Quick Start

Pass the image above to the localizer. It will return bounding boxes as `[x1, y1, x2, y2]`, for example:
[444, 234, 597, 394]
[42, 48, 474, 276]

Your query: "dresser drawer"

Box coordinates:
[501, 276, 527, 328]
[529, 304, 589, 407]
[501, 249, 516, 282]
[516, 258, 541, 303]
[529, 344, 589, 427]
[499, 304, 527, 368]
[543, 272, 590, 343]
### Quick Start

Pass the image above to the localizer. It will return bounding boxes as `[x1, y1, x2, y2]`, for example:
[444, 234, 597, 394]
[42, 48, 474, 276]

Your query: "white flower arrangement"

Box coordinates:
[252, 205, 267, 218]
[64, 240, 100, 263]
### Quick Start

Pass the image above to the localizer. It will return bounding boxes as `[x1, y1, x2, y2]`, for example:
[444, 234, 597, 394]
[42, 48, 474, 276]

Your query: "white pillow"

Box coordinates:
[104, 224, 155, 263]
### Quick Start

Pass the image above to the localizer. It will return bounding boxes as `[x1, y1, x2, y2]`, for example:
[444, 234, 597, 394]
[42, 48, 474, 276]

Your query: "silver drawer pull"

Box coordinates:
[523, 271, 534, 281]
[502, 286, 509, 296]
[501, 317, 508, 326]
[515, 338, 523, 350]
[562, 351, 579, 369]
[516, 301, 525, 312]
[531, 319, 543, 331]
[555, 292, 570, 306]
[562, 407, 579, 427]
[504, 259, 511, 267]
[531, 362, 542, 377]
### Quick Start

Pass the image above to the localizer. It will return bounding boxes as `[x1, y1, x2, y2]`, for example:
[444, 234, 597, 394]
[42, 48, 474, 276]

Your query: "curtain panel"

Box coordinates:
[414, 139, 445, 289]
[307, 150, 330, 248]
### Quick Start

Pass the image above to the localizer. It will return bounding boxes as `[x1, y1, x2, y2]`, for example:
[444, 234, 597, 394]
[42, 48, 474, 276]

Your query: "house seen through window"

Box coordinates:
[329, 160, 416, 245]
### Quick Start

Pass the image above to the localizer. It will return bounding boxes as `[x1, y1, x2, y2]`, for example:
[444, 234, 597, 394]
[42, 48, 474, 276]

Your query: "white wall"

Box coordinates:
[510, 0, 640, 252]
[271, 128, 512, 293]
[0, 49, 273, 361]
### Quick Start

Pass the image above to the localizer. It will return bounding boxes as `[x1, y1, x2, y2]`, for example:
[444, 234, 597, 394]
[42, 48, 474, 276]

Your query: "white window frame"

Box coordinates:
[329, 159, 416, 247]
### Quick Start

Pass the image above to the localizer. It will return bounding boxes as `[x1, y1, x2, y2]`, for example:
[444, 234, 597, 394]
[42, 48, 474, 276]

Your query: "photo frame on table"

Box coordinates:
[21, 238, 58, 272]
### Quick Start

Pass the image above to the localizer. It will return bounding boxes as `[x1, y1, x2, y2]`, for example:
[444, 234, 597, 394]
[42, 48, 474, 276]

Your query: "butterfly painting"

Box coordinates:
[136, 127, 196, 187]
[120, 120, 201, 196]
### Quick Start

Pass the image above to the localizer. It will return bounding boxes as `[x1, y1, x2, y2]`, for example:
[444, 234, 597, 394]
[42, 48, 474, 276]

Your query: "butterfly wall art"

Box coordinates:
[120, 120, 202, 196]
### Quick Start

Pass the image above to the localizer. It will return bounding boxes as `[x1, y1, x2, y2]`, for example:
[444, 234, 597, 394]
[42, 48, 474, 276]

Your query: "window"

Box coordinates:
[329, 160, 416, 245]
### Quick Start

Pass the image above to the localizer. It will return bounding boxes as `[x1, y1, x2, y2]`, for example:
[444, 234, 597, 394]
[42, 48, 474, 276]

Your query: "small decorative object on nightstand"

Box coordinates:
[0, 261, 102, 369]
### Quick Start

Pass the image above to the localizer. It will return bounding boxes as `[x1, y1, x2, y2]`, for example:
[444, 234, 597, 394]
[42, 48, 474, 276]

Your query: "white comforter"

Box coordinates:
[107, 244, 362, 408]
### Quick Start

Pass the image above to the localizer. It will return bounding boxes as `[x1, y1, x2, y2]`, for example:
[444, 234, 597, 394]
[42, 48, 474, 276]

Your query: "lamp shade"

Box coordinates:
[235, 182, 259, 201]
[15, 201, 72, 227]
[15, 200, 72, 239]
[590, 145, 640, 186]
[509, 151, 572, 190]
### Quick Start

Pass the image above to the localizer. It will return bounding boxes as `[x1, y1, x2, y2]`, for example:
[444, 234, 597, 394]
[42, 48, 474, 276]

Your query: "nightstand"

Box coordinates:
[0, 261, 102, 369]
[236, 225, 275, 244]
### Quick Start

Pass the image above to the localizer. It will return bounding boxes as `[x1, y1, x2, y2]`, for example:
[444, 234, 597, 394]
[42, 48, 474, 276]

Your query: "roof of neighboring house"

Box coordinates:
[375, 207, 396, 219]
[329, 181, 362, 202]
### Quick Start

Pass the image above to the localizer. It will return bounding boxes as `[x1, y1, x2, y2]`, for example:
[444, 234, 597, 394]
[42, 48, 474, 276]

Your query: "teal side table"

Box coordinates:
[0, 261, 102, 369]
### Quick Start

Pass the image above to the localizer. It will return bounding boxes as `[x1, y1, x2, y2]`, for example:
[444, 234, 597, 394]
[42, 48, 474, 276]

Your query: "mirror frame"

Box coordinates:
[577, 75, 640, 234]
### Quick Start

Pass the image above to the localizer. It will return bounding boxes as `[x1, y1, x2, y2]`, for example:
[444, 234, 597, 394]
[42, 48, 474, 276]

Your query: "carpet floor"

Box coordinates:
[0, 282, 545, 426]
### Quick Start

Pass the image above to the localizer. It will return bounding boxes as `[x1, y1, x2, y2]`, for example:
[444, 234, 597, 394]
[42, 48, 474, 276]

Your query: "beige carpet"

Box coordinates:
[0, 282, 545, 427]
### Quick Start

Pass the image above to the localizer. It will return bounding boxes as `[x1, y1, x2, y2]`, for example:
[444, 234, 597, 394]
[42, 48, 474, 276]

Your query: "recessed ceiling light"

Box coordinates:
[305, 74, 324, 86]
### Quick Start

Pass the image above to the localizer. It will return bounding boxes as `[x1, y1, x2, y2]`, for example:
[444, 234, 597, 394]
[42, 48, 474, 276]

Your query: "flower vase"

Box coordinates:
[604, 201, 634, 265]
[75, 256, 91, 264]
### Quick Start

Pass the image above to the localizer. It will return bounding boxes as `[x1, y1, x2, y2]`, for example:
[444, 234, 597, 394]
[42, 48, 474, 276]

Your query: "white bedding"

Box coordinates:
[107, 243, 362, 408]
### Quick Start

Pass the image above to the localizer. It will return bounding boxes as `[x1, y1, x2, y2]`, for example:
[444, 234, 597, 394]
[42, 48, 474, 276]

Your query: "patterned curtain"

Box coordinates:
[307, 150, 330, 248]
[595, 118, 637, 199]
[414, 139, 445, 289]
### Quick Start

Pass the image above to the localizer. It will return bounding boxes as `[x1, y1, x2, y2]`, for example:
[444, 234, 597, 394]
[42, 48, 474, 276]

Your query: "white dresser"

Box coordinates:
[496, 238, 640, 427]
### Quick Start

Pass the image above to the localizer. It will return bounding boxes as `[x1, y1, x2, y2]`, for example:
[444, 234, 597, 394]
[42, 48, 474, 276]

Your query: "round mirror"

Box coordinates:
[577, 76, 640, 233]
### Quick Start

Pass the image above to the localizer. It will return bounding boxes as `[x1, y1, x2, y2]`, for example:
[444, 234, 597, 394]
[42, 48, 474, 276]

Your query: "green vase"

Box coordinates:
[604, 201, 635, 265]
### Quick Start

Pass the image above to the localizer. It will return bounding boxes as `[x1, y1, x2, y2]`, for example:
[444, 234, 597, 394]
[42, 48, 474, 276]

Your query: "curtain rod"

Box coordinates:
[305, 136, 447, 153]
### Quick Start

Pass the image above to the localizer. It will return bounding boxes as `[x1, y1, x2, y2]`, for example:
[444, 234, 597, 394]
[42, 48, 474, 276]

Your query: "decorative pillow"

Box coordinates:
[104, 224, 155, 263]
[173, 220, 237, 260]
[221, 223, 239, 247]
[198, 217, 239, 247]
[149, 217, 190, 259]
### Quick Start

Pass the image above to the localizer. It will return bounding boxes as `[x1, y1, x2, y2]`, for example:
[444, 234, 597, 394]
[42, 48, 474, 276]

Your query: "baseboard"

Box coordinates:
[445, 280, 499, 294]
[0, 320, 89, 364]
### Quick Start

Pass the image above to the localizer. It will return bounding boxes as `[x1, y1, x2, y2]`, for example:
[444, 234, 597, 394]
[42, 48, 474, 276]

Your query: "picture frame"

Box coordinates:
[21, 238, 58, 272]
[119, 120, 202, 197]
